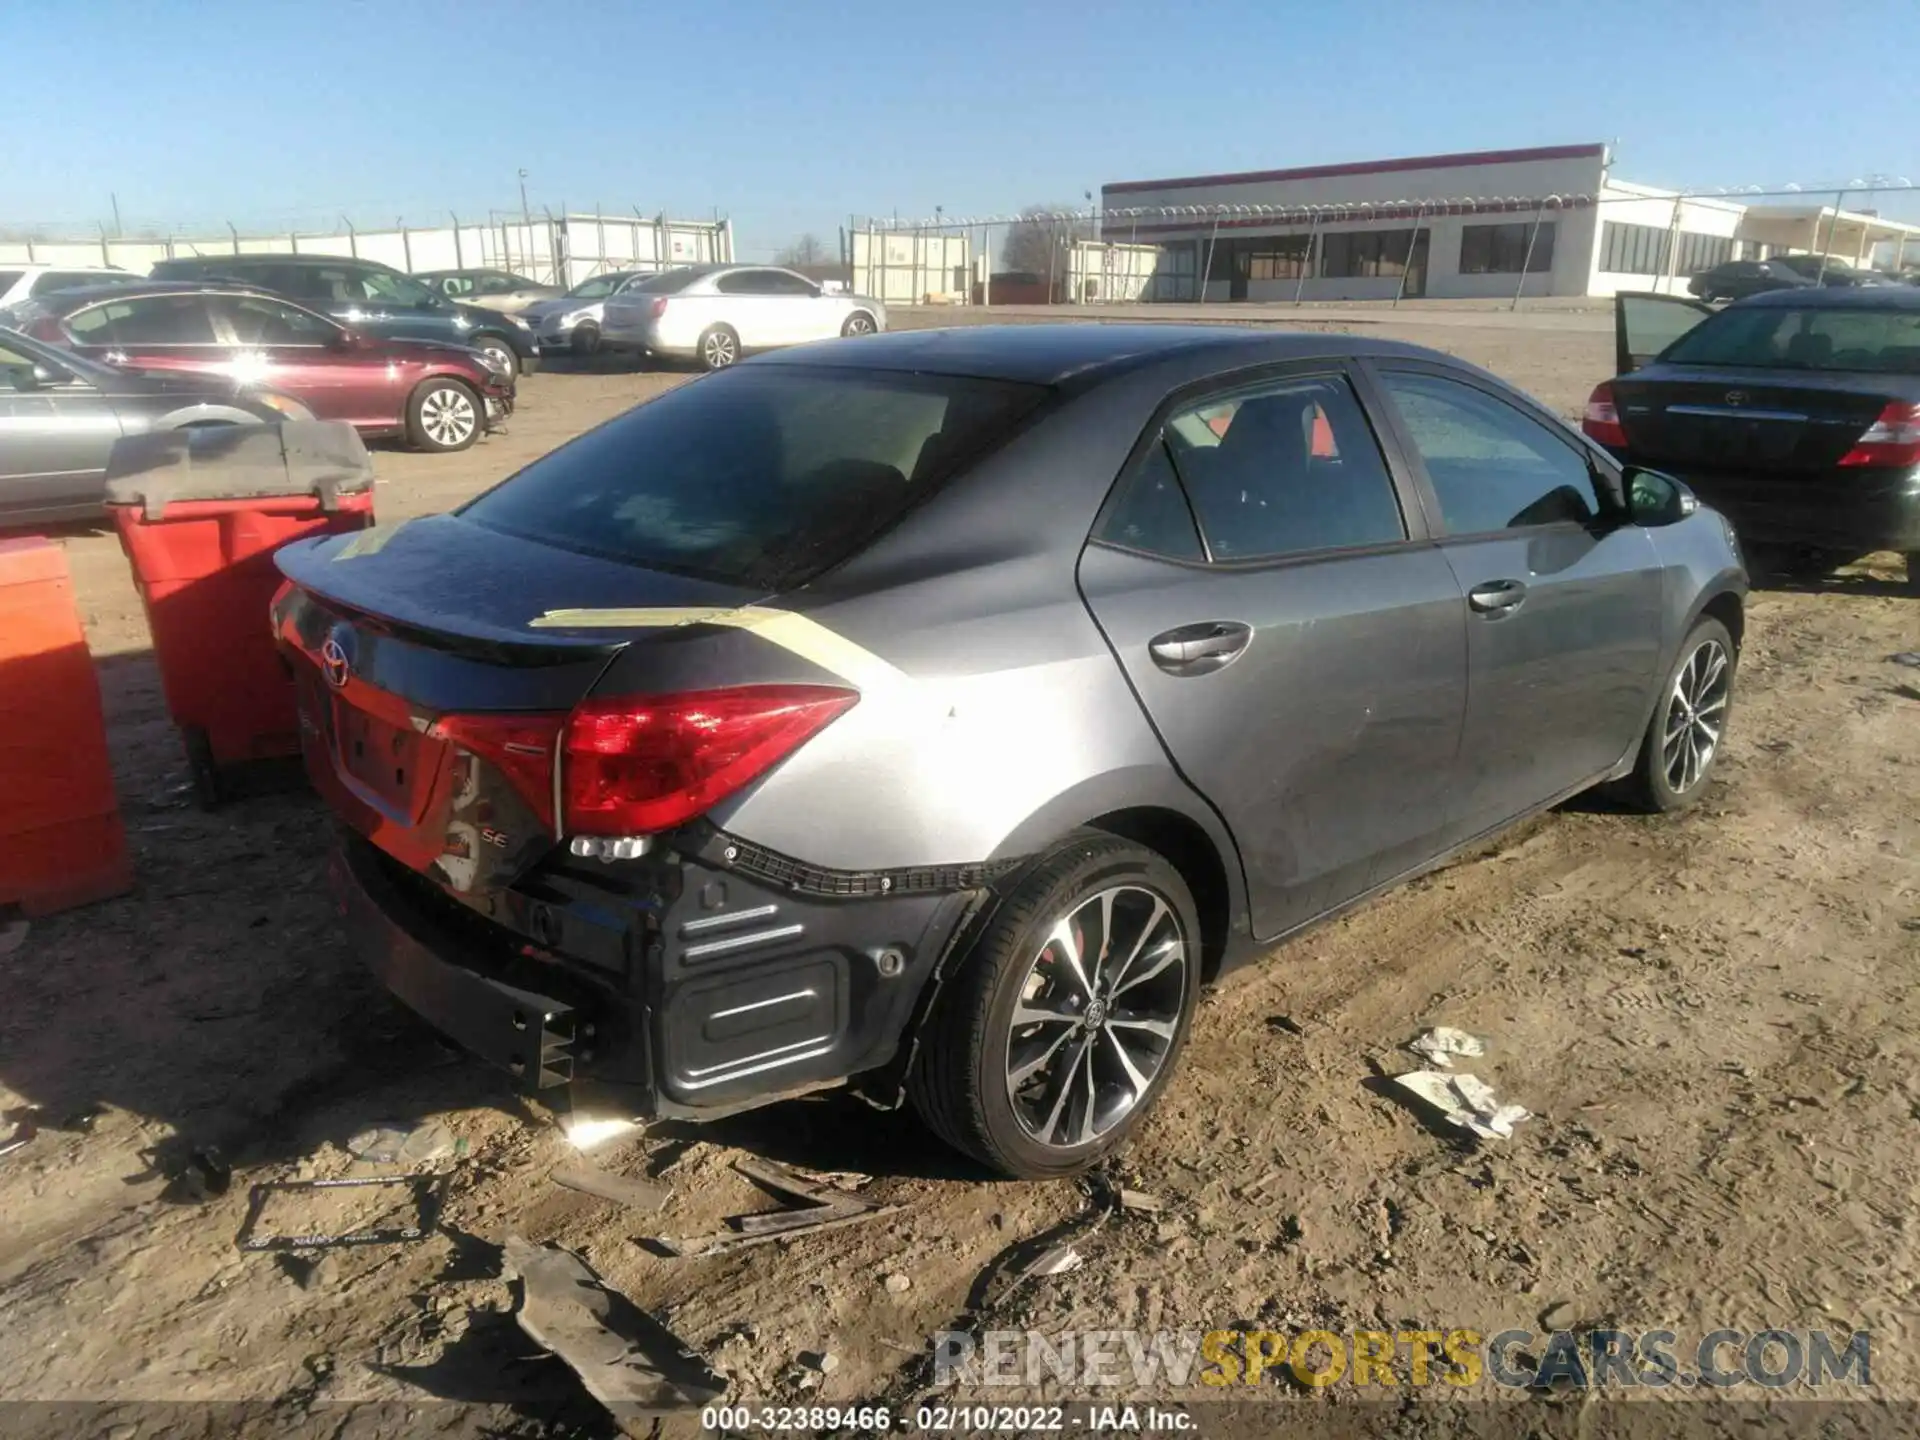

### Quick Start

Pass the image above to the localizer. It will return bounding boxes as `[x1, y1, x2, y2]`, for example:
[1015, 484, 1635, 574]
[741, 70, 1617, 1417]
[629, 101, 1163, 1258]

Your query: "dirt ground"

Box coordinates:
[2, 306, 1917, 1438]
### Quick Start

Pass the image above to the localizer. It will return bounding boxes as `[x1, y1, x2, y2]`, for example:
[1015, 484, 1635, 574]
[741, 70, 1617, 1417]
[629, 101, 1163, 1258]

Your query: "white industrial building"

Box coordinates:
[1101, 143, 1920, 302]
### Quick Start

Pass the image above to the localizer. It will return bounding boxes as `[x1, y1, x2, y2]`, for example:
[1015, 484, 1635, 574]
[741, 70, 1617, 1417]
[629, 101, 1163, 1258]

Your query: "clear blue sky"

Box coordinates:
[5, 0, 1916, 256]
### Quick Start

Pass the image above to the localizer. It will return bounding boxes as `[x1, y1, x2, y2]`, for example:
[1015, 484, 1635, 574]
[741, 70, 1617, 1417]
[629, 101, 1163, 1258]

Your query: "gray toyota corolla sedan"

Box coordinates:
[272, 324, 1746, 1178]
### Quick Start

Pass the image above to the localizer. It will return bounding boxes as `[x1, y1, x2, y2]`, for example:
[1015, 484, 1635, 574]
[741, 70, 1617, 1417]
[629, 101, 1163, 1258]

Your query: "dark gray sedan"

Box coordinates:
[0, 327, 309, 527]
[273, 325, 1746, 1178]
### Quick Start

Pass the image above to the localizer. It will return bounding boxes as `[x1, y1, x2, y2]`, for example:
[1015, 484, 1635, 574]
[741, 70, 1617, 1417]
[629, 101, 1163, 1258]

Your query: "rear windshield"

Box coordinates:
[626, 267, 707, 295]
[461, 365, 1049, 589]
[1662, 304, 1920, 375]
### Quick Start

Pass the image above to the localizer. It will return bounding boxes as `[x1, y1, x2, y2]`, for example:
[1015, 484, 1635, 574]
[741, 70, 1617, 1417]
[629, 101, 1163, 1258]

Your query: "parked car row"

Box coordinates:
[1688, 253, 1901, 302]
[0, 252, 888, 526]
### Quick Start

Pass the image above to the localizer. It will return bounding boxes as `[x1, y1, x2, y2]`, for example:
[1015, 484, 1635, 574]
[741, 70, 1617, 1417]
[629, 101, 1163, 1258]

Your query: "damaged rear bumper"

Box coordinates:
[328, 827, 991, 1119]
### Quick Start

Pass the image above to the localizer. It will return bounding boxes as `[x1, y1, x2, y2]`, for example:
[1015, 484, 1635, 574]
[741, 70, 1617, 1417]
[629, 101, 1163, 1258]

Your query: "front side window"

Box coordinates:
[1157, 374, 1406, 561]
[461, 366, 1050, 589]
[1379, 371, 1601, 534]
[566, 274, 623, 299]
[215, 295, 339, 345]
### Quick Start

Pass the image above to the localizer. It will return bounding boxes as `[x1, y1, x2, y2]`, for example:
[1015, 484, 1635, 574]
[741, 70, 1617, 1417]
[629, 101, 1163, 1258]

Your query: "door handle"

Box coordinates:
[1467, 579, 1528, 614]
[1148, 621, 1252, 676]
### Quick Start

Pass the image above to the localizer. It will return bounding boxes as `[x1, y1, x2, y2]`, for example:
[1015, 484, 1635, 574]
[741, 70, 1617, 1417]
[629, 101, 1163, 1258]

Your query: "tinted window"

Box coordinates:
[716, 270, 780, 295]
[309, 265, 435, 307]
[214, 294, 338, 345]
[462, 367, 1049, 588]
[68, 294, 217, 345]
[1159, 375, 1405, 560]
[1661, 303, 1920, 374]
[762, 271, 818, 296]
[1380, 371, 1600, 533]
[0, 271, 21, 293]
[1098, 440, 1202, 560]
[628, 268, 705, 295]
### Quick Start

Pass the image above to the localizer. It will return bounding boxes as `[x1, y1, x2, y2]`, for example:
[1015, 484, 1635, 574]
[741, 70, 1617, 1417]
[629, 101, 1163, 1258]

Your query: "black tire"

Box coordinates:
[183, 726, 225, 810]
[473, 335, 519, 380]
[908, 833, 1200, 1179]
[406, 378, 482, 453]
[697, 324, 740, 371]
[1613, 617, 1737, 813]
[841, 311, 877, 337]
[570, 322, 601, 356]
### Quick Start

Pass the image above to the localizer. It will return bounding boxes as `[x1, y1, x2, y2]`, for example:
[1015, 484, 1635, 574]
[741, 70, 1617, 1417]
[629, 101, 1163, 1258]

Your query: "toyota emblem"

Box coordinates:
[320, 636, 351, 690]
[1724, 390, 1749, 407]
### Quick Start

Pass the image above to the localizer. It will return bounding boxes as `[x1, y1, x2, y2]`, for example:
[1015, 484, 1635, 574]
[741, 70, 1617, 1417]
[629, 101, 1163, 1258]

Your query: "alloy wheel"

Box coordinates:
[703, 330, 738, 368]
[420, 387, 477, 448]
[845, 313, 875, 336]
[1662, 637, 1730, 794]
[1004, 885, 1188, 1150]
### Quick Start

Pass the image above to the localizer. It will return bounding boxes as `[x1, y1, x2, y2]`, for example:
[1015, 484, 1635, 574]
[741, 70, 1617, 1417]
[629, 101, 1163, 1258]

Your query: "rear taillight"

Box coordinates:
[1582, 382, 1628, 447]
[562, 685, 857, 836]
[648, 297, 668, 318]
[432, 712, 564, 828]
[1838, 401, 1920, 468]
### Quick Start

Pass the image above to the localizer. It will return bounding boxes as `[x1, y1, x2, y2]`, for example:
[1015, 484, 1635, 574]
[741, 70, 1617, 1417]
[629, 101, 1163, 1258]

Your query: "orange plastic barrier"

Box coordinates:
[0, 537, 132, 915]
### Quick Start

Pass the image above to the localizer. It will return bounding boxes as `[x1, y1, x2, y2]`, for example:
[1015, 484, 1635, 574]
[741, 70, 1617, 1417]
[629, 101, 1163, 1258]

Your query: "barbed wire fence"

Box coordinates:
[846, 177, 1920, 311]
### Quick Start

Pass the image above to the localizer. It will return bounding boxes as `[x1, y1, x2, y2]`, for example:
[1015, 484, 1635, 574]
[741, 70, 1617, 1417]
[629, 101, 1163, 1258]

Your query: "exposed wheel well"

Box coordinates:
[1087, 806, 1231, 983]
[1700, 590, 1744, 654]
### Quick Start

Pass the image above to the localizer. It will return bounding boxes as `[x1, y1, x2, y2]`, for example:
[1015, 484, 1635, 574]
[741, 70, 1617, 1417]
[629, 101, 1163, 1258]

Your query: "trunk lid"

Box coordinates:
[1612, 365, 1903, 474]
[274, 514, 767, 895]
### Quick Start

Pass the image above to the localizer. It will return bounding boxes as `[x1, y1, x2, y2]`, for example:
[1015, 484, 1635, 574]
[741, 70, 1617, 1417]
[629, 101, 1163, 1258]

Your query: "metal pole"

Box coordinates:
[110, 193, 122, 238]
[1047, 216, 1059, 304]
[228, 221, 240, 255]
[1816, 191, 1844, 284]
[451, 212, 464, 268]
[344, 216, 358, 259]
[1511, 200, 1547, 311]
[1896, 232, 1908, 274]
[400, 221, 412, 272]
[983, 224, 991, 308]
[1660, 194, 1682, 294]
[1200, 213, 1221, 305]
[1294, 211, 1320, 306]
[98, 222, 110, 266]
[1392, 205, 1426, 307]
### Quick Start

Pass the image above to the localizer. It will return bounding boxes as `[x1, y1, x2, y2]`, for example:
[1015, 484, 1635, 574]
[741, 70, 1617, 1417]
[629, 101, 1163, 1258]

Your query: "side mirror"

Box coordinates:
[1626, 467, 1699, 527]
[328, 328, 361, 350]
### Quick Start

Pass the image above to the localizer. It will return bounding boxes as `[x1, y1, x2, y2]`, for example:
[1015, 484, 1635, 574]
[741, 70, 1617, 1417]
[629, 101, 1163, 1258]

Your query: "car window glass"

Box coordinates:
[78, 295, 218, 345]
[216, 295, 337, 345]
[0, 271, 22, 294]
[461, 368, 1048, 589]
[1160, 374, 1405, 560]
[473, 274, 514, 295]
[1380, 371, 1600, 532]
[716, 270, 774, 295]
[437, 275, 474, 297]
[1098, 439, 1203, 560]
[568, 275, 620, 299]
[1662, 304, 1920, 375]
[32, 272, 111, 296]
[763, 272, 818, 296]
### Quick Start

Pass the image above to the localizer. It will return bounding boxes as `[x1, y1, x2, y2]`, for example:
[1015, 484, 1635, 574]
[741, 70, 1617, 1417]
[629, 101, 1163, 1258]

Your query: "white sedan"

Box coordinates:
[599, 264, 886, 370]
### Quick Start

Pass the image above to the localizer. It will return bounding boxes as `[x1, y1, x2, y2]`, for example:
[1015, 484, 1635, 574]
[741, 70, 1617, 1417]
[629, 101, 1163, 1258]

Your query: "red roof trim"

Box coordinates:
[1104, 143, 1608, 196]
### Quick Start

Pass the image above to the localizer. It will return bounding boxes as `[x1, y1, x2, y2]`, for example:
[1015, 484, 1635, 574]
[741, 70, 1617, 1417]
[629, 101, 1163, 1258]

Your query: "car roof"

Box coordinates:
[752, 322, 1439, 385]
[1732, 285, 1920, 310]
[33, 279, 291, 311]
[158, 253, 392, 270]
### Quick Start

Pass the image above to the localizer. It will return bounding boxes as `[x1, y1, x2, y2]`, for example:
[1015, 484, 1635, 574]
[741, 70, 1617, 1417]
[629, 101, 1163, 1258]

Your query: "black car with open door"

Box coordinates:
[1585, 288, 1920, 591]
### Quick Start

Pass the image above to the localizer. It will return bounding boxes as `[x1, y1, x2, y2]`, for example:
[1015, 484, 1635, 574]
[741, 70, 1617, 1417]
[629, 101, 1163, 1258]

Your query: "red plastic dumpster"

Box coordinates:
[0, 537, 133, 915]
[104, 422, 375, 806]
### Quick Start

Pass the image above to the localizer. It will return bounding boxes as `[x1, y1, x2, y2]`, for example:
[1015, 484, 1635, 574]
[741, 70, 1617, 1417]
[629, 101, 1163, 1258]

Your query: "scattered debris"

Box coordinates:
[549, 1161, 671, 1213]
[235, 1173, 448, 1251]
[186, 1146, 232, 1198]
[1392, 1070, 1532, 1141]
[883, 1273, 912, 1294]
[1264, 1014, 1305, 1036]
[0, 1115, 36, 1159]
[1407, 1026, 1487, 1068]
[1022, 1243, 1085, 1279]
[1119, 1188, 1165, 1213]
[0, 919, 27, 957]
[504, 1233, 724, 1422]
[1889, 652, 1920, 668]
[346, 1120, 455, 1166]
[649, 1156, 907, 1257]
[801, 1350, 840, 1375]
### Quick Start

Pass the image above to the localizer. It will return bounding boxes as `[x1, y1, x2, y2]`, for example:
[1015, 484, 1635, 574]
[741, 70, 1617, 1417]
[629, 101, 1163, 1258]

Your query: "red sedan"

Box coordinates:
[15, 282, 513, 452]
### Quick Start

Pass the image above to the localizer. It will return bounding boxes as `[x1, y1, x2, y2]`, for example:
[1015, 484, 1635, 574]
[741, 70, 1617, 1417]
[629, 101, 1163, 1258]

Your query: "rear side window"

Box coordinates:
[1098, 440, 1203, 560]
[1379, 371, 1600, 533]
[1158, 374, 1406, 561]
[67, 294, 217, 345]
[31, 272, 116, 296]
[462, 366, 1050, 588]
